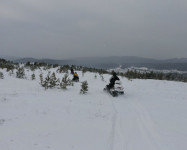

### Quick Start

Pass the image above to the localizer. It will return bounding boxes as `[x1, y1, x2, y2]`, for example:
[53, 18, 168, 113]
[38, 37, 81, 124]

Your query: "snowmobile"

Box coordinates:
[104, 80, 124, 97]
[72, 72, 79, 82]
[72, 78, 79, 82]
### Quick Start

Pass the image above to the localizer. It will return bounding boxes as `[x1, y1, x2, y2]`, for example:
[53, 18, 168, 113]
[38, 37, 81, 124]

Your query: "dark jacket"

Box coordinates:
[71, 68, 74, 75]
[108, 75, 119, 88]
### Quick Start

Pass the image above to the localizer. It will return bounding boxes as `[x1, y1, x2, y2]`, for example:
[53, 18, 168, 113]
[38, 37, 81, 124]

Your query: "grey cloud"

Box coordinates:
[0, 0, 187, 59]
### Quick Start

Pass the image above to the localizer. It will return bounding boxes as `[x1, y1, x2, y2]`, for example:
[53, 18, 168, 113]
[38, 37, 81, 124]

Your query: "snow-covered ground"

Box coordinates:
[109, 66, 187, 74]
[0, 68, 187, 150]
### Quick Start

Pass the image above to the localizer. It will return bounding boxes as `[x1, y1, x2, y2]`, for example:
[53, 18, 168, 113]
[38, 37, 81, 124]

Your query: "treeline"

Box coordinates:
[1, 58, 187, 82]
[24, 61, 108, 74]
[0, 58, 15, 71]
[0, 59, 108, 74]
[120, 70, 187, 82]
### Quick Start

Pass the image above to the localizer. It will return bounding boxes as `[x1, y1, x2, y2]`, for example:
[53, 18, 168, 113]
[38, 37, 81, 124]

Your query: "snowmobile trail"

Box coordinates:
[107, 97, 118, 150]
[107, 96, 127, 150]
[107, 96, 168, 150]
[108, 105, 117, 150]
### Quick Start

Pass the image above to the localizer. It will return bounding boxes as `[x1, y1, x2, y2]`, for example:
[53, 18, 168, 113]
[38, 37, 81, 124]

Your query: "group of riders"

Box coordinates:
[71, 67, 119, 90]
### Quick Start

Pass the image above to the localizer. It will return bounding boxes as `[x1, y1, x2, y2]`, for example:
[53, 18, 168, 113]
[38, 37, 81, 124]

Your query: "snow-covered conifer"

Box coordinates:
[0, 72, 4, 79]
[60, 74, 71, 89]
[80, 81, 88, 94]
[31, 73, 36, 80]
[16, 67, 25, 79]
[42, 72, 51, 89]
[39, 73, 43, 85]
[49, 72, 59, 88]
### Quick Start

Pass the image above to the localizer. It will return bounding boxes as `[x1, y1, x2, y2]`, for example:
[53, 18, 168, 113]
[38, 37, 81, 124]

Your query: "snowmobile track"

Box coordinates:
[107, 97, 167, 150]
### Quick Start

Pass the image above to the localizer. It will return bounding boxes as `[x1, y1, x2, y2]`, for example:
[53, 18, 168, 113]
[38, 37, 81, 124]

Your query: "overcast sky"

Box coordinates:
[0, 0, 187, 59]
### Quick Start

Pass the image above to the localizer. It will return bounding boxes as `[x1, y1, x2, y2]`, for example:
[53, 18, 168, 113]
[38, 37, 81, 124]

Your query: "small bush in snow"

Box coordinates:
[39, 73, 43, 85]
[31, 73, 36, 80]
[41, 72, 51, 89]
[0, 72, 4, 79]
[49, 72, 60, 88]
[57, 66, 69, 74]
[94, 74, 97, 79]
[41, 72, 60, 89]
[30, 65, 37, 71]
[60, 74, 72, 89]
[53, 64, 59, 68]
[80, 81, 88, 94]
[16, 67, 25, 79]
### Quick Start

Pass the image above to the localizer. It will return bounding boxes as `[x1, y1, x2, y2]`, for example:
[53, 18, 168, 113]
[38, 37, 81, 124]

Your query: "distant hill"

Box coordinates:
[1, 56, 187, 71]
[161, 58, 187, 63]
[0, 55, 20, 61]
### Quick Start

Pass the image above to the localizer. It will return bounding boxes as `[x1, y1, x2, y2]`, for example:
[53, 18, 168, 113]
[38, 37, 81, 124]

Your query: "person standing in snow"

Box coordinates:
[70, 67, 74, 75]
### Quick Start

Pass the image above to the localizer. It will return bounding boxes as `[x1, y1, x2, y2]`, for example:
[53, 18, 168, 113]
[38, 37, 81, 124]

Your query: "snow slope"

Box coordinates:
[0, 68, 187, 150]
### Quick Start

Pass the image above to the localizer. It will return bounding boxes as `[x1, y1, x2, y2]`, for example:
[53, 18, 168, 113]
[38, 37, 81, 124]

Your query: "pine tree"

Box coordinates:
[42, 72, 51, 89]
[16, 67, 25, 79]
[39, 73, 43, 85]
[31, 73, 36, 80]
[80, 81, 88, 94]
[49, 72, 59, 88]
[60, 74, 71, 89]
[0, 72, 4, 79]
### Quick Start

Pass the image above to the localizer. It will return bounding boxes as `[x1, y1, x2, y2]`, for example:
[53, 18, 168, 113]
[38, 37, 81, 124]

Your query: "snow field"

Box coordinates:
[0, 67, 187, 150]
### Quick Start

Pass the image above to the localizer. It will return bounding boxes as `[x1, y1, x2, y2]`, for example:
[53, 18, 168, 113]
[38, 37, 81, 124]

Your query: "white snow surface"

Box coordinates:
[0, 68, 187, 150]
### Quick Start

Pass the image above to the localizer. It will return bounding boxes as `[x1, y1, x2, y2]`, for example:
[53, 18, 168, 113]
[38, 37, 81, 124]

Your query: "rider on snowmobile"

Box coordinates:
[72, 72, 79, 82]
[107, 71, 119, 89]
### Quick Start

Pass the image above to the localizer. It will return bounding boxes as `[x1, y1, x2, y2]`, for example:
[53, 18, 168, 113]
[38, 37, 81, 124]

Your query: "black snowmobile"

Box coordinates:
[72, 72, 79, 82]
[104, 80, 124, 97]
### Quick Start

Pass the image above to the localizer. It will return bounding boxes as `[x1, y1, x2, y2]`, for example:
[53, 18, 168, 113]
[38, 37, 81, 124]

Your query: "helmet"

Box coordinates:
[74, 72, 78, 76]
[112, 71, 117, 76]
